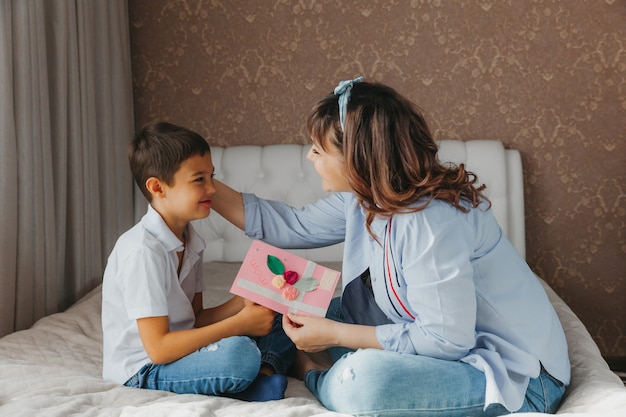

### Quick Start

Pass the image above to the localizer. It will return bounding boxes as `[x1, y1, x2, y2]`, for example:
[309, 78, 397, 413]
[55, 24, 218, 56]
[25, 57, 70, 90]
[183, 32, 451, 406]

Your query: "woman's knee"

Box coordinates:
[317, 350, 488, 415]
[323, 350, 397, 402]
[338, 349, 393, 377]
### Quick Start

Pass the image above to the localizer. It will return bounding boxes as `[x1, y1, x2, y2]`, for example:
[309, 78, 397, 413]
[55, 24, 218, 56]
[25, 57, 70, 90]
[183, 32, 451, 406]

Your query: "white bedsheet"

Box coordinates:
[0, 288, 347, 417]
[0, 262, 624, 416]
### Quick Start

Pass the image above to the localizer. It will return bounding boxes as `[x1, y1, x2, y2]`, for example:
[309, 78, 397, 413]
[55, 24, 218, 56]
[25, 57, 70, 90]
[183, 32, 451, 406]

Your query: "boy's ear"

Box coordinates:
[145, 177, 165, 199]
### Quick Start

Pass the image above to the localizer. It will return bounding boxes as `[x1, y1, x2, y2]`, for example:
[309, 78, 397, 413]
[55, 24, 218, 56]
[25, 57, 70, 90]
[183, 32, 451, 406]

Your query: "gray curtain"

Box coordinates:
[0, 0, 135, 337]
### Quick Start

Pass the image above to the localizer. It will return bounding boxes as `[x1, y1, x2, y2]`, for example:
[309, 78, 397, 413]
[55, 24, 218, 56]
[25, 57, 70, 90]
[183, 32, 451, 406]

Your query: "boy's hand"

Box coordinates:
[235, 299, 276, 336]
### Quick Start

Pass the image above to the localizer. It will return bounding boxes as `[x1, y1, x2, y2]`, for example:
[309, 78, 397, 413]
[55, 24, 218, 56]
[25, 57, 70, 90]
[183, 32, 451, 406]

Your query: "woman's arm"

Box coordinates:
[211, 179, 245, 230]
[244, 193, 349, 249]
[282, 314, 382, 353]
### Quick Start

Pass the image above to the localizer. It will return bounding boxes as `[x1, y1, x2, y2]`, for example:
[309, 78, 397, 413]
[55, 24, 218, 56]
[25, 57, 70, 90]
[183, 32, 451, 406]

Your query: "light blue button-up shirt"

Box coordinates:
[242, 192, 570, 411]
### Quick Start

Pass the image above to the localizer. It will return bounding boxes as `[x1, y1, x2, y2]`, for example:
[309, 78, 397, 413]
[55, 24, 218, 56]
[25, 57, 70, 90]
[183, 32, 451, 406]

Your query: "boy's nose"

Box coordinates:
[206, 180, 216, 194]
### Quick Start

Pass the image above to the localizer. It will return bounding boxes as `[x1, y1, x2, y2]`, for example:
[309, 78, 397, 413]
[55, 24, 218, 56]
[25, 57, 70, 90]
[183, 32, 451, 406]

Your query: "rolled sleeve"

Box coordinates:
[242, 192, 347, 248]
[243, 193, 264, 239]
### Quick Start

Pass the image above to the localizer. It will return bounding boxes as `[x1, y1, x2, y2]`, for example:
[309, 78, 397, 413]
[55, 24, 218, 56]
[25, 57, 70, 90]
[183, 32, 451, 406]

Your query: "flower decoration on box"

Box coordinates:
[267, 255, 319, 300]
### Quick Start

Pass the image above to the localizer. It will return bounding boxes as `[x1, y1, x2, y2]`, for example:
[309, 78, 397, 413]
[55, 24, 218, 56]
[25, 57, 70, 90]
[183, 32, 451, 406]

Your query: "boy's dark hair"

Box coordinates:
[129, 122, 211, 202]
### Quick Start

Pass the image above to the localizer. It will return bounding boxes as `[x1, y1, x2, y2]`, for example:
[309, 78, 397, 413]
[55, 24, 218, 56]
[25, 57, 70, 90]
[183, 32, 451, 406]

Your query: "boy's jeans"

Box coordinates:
[304, 298, 566, 416]
[125, 315, 295, 396]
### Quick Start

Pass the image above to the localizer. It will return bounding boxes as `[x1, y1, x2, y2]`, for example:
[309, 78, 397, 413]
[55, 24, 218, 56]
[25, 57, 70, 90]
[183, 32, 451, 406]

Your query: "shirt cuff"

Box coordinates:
[375, 323, 417, 354]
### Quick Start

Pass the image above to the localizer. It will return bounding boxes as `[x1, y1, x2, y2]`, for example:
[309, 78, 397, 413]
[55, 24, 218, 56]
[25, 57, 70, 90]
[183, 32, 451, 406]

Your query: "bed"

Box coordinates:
[1, 141, 624, 416]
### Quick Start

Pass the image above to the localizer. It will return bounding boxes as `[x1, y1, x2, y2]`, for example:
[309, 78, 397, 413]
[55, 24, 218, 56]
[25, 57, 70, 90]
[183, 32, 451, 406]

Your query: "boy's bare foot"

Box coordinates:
[289, 350, 328, 380]
[259, 364, 275, 376]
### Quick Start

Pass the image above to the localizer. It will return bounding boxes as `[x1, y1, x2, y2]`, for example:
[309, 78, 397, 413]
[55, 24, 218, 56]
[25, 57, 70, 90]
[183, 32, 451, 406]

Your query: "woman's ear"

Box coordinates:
[145, 177, 165, 200]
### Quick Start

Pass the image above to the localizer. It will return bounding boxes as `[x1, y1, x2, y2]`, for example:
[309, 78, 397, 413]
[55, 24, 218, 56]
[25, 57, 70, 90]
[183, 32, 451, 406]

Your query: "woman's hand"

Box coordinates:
[282, 314, 339, 352]
[283, 313, 384, 353]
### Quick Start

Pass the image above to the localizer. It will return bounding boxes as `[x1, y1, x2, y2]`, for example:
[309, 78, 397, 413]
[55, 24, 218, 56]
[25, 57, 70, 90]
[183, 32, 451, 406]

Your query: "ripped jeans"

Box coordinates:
[304, 298, 566, 417]
[124, 314, 295, 396]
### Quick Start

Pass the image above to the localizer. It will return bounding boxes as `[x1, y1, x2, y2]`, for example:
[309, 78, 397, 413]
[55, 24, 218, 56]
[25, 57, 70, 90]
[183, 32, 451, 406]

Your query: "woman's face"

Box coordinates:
[307, 140, 352, 193]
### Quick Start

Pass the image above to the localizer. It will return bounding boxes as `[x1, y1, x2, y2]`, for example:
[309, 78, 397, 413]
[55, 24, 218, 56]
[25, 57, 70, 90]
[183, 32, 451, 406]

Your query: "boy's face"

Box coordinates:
[155, 152, 216, 233]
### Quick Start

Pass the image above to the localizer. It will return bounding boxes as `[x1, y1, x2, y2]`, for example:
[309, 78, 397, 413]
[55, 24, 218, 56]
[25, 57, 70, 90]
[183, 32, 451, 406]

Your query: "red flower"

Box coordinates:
[283, 270, 299, 285]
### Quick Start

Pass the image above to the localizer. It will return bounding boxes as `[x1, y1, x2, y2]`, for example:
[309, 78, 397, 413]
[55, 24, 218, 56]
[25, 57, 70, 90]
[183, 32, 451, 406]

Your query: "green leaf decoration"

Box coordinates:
[293, 277, 319, 292]
[266, 255, 285, 275]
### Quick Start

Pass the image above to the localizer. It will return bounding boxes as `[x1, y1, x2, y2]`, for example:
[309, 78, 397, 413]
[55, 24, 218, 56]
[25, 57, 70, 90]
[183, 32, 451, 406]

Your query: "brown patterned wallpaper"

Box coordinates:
[128, 0, 625, 359]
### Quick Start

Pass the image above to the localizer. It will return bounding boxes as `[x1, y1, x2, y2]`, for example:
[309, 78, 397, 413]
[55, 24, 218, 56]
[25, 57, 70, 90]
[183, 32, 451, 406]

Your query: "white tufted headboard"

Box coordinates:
[193, 140, 526, 262]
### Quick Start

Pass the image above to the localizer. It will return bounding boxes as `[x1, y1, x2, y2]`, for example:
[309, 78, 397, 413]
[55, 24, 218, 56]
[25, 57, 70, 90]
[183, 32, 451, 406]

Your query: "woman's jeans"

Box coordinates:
[304, 298, 566, 417]
[124, 315, 295, 396]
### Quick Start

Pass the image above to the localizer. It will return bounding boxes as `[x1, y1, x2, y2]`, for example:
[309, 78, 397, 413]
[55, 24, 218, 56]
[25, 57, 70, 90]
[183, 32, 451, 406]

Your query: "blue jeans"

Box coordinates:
[125, 314, 295, 396]
[304, 298, 566, 416]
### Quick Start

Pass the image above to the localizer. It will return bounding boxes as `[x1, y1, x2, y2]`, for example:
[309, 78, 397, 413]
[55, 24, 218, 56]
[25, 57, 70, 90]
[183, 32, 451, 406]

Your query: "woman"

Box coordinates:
[212, 77, 569, 416]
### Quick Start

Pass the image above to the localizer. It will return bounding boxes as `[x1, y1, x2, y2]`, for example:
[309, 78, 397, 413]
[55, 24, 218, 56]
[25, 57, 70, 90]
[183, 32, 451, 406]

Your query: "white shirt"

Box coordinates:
[101, 205, 205, 384]
[242, 192, 570, 411]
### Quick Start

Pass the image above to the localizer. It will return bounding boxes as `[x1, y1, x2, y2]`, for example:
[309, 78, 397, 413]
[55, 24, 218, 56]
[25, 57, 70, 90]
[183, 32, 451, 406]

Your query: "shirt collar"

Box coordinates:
[370, 214, 390, 238]
[142, 205, 184, 252]
[360, 204, 390, 239]
[141, 205, 205, 255]
[185, 221, 205, 254]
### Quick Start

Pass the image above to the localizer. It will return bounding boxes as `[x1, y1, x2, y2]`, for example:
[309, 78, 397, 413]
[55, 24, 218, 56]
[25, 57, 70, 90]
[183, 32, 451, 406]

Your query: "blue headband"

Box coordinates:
[334, 76, 364, 131]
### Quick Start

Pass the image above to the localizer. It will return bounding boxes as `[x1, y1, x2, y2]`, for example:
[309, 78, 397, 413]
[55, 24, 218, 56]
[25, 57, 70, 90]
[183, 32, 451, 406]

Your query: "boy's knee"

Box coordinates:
[208, 336, 262, 377]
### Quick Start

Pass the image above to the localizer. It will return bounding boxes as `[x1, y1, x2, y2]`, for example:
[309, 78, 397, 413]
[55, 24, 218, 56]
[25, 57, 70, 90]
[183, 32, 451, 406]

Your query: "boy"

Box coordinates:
[102, 122, 294, 401]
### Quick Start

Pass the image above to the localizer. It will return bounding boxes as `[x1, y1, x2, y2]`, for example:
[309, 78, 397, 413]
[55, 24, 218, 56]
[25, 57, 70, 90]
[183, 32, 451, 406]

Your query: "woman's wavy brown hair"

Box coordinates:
[307, 81, 490, 239]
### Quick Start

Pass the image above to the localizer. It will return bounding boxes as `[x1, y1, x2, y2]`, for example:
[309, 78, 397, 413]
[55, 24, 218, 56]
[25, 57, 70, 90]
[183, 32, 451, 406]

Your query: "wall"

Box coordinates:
[128, 0, 625, 359]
